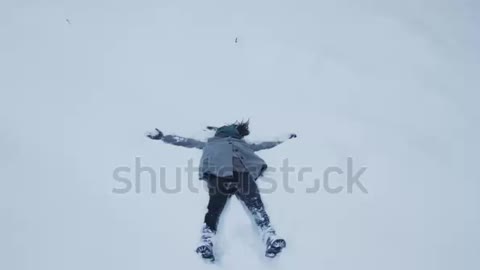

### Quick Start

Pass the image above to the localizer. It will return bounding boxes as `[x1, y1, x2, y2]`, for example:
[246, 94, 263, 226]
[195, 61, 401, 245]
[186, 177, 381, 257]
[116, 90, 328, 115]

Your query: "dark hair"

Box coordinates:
[235, 120, 250, 137]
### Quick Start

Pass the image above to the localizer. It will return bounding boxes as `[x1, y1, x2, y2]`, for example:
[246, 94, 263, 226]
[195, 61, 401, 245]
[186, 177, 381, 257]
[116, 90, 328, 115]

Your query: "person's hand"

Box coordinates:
[146, 128, 163, 140]
[289, 133, 297, 139]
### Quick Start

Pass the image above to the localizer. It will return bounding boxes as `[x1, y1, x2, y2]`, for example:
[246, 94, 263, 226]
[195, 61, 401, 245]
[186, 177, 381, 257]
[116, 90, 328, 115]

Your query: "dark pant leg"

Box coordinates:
[234, 171, 274, 233]
[203, 175, 237, 233]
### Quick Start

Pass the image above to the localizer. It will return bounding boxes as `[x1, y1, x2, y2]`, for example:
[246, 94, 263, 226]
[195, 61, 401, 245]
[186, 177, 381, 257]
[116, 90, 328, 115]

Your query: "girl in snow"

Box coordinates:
[146, 120, 296, 261]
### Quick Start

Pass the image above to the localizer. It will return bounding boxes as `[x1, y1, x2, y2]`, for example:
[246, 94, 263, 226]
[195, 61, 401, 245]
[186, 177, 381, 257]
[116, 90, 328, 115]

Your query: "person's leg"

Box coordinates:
[234, 171, 277, 240]
[199, 175, 236, 247]
[204, 177, 231, 233]
[234, 171, 286, 256]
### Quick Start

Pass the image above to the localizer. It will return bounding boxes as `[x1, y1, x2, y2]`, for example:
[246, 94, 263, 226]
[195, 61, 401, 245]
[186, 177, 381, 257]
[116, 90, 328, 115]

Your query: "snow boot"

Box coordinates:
[196, 225, 216, 262]
[262, 229, 286, 258]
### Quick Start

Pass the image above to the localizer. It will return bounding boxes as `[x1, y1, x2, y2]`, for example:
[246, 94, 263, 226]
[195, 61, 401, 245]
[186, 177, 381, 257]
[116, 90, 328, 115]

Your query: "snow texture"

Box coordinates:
[1, 0, 479, 270]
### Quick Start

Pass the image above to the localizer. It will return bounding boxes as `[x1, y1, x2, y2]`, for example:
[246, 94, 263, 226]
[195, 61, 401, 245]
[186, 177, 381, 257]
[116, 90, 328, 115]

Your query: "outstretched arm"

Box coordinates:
[248, 133, 297, 151]
[146, 128, 205, 149]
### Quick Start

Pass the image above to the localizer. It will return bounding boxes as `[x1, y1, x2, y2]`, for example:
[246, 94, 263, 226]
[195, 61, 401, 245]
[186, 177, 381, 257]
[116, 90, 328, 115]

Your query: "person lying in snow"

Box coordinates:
[146, 120, 297, 261]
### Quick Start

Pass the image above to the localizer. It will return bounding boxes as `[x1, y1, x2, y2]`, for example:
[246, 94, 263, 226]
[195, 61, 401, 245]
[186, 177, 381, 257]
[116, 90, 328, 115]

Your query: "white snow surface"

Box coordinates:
[1, 1, 479, 270]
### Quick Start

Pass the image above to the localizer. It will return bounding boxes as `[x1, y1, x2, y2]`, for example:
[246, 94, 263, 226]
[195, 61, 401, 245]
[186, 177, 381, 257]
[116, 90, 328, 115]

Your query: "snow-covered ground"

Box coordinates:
[1, 0, 479, 269]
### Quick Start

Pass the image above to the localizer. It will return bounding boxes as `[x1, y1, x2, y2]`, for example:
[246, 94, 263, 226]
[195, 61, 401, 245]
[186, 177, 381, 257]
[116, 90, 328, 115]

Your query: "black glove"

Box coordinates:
[289, 133, 297, 139]
[146, 128, 164, 140]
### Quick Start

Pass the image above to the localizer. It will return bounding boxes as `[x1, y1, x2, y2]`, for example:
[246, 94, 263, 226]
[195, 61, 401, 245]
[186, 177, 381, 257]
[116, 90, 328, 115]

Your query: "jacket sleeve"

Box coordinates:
[248, 140, 284, 151]
[161, 135, 206, 149]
